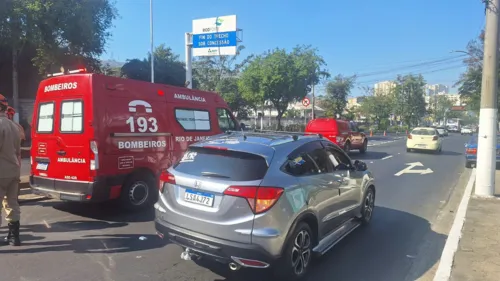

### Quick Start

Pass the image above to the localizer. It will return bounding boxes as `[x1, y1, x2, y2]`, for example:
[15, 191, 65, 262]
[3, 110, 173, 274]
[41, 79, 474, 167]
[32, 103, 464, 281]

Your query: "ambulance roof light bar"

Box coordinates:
[47, 68, 87, 77]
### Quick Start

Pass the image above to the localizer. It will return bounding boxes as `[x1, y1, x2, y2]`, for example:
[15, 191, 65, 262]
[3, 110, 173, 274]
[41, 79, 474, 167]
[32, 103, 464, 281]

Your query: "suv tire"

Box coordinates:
[359, 140, 368, 154]
[120, 173, 157, 211]
[274, 222, 314, 281]
[344, 141, 351, 153]
[359, 187, 375, 225]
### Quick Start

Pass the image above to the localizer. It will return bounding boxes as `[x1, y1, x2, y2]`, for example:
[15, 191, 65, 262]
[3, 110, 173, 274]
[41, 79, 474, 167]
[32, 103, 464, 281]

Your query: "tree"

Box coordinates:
[393, 74, 427, 127]
[455, 30, 500, 117]
[238, 46, 328, 129]
[192, 45, 255, 116]
[121, 44, 186, 87]
[321, 75, 356, 117]
[428, 95, 454, 122]
[359, 94, 394, 129]
[193, 45, 254, 91]
[0, 0, 118, 109]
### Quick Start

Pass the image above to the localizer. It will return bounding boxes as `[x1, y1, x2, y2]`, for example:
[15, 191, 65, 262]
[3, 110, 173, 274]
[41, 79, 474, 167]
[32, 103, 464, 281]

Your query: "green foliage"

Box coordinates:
[428, 95, 454, 122]
[284, 108, 301, 118]
[238, 46, 328, 129]
[322, 75, 355, 117]
[392, 74, 427, 127]
[359, 94, 394, 129]
[455, 30, 500, 118]
[0, 0, 118, 74]
[193, 45, 255, 117]
[121, 44, 186, 87]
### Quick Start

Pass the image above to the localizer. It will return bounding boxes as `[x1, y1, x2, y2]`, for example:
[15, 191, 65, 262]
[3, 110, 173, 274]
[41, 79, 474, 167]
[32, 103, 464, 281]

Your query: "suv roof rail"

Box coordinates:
[226, 130, 322, 141]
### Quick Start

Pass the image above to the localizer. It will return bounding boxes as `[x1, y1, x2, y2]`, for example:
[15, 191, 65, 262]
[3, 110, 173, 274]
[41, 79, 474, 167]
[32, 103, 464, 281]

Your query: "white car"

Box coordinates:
[461, 127, 473, 135]
[407, 127, 443, 153]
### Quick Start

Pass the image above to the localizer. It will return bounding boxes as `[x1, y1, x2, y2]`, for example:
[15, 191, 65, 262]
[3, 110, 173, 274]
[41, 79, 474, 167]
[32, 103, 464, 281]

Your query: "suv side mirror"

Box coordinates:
[353, 160, 367, 171]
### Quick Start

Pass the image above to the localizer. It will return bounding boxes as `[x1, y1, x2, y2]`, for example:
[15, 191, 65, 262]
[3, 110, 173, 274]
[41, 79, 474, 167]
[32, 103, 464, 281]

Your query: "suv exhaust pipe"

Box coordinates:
[229, 262, 241, 271]
[180, 248, 200, 261]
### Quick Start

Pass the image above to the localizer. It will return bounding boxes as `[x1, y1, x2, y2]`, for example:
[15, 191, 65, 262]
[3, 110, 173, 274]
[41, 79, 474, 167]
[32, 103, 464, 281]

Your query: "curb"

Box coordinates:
[433, 168, 477, 281]
[18, 188, 47, 204]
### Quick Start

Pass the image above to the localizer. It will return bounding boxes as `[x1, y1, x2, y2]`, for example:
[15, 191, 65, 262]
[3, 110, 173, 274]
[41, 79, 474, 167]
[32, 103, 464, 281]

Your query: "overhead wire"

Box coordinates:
[353, 55, 466, 79]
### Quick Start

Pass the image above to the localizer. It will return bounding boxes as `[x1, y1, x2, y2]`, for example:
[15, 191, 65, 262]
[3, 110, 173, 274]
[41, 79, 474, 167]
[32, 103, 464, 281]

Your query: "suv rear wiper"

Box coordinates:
[201, 172, 230, 179]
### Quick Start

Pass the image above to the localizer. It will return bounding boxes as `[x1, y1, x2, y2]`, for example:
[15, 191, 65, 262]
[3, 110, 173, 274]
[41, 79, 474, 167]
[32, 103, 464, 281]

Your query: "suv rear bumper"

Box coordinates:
[30, 175, 113, 202]
[154, 218, 279, 267]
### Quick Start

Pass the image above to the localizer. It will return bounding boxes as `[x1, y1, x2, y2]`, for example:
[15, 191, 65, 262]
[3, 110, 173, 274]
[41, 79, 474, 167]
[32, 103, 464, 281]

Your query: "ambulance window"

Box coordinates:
[36, 102, 55, 133]
[217, 108, 237, 131]
[175, 109, 211, 131]
[60, 100, 83, 133]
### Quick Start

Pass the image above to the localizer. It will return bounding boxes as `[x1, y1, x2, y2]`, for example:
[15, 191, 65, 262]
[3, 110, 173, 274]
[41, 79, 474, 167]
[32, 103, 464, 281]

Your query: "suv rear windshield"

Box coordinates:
[174, 147, 268, 181]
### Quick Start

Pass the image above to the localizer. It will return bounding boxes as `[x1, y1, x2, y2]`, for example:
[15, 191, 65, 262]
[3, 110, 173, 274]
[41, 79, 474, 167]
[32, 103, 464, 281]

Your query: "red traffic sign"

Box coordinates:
[302, 97, 310, 107]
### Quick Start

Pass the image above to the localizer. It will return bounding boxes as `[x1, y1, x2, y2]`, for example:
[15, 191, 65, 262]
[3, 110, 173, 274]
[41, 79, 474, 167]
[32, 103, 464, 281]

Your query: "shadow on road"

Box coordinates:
[22, 200, 155, 223]
[197, 206, 446, 281]
[0, 233, 167, 254]
[351, 151, 391, 160]
[409, 150, 462, 156]
[20, 220, 128, 233]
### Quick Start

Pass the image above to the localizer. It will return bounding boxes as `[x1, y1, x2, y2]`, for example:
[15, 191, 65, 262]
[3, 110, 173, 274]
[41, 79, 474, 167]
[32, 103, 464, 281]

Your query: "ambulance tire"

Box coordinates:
[120, 173, 157, 211]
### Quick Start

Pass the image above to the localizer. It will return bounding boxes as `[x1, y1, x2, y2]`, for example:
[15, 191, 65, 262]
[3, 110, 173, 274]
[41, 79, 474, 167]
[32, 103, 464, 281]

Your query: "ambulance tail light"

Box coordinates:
[90, 140, 99, 172]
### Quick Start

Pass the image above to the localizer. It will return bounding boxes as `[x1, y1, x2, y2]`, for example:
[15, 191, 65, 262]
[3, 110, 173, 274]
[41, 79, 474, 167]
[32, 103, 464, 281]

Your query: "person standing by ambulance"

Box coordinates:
[0, 94, 22, 246]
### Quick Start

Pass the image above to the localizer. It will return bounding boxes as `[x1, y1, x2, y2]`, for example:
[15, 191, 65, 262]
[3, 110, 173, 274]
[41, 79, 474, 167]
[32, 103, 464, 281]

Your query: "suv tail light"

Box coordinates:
[432, 136, 438, 141]
[223, 186, 284, 214]
[159, 171, 175, 193]
[466, 148, 477, 154]
[407, 134, 412, 139]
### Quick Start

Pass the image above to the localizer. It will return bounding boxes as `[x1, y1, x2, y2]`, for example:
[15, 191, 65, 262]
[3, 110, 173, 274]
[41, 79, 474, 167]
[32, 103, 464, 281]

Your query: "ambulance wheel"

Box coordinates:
[120, 173, 156, 211]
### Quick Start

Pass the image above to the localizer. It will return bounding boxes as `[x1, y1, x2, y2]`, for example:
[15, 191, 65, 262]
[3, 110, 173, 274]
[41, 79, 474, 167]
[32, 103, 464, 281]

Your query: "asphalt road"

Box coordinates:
[1, 134, 471, 281]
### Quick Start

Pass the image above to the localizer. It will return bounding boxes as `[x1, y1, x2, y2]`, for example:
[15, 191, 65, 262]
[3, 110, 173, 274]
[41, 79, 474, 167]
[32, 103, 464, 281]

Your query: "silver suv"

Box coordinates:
[155, 131, 376, 280]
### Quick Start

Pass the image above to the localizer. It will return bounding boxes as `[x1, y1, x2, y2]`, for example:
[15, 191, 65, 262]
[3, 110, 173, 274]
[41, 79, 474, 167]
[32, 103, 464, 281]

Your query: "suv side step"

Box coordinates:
[312, 219, 361, 255]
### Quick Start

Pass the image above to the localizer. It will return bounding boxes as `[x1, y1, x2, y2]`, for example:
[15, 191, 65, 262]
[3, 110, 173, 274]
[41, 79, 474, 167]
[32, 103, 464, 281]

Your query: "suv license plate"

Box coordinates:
[184, 189, 214, 207]
[36, 163, 48, 171]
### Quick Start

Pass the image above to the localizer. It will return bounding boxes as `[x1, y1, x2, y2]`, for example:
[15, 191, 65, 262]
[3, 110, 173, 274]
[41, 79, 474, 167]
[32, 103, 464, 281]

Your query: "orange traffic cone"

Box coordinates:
[383, 131, 386, 136]
[370, 130, 373, 137]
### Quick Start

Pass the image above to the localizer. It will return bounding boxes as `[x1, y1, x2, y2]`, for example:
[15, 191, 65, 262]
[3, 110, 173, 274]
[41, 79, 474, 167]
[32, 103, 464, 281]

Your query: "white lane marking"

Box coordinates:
[395, 162, 433, 176]
[381, 155, 393, 160]
[433, 168, 477, 281]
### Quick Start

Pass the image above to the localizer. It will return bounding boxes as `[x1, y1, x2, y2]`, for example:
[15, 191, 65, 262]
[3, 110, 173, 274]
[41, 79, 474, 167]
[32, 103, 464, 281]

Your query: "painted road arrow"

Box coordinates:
[394, 162, 433, 176]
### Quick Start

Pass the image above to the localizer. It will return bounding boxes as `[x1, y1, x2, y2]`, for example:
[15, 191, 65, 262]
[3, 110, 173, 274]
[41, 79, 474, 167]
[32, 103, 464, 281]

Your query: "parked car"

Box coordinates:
[155, 131, 375, 280]
[406, 127, 442, 153]
[305, 118, 368, 153]
[464, 135, 500, 168]
[30, 68, 239, 210]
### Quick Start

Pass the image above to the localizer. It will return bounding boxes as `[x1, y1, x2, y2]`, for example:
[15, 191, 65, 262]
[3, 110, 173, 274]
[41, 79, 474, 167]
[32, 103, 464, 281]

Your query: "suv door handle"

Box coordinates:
[57, 150, 66, 156]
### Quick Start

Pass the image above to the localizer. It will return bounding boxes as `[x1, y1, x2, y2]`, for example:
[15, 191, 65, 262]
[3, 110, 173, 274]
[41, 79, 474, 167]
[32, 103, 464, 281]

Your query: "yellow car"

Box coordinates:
[406, 127, 442, 153]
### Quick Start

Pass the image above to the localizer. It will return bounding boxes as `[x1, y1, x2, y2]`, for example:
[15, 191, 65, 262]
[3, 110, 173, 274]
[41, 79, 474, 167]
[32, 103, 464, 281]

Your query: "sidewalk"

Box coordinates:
[448, 171, 500, 281]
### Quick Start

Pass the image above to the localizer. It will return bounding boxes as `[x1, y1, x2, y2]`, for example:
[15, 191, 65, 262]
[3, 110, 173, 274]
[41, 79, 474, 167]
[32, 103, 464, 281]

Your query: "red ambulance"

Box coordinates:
[30, 69, 240, 210]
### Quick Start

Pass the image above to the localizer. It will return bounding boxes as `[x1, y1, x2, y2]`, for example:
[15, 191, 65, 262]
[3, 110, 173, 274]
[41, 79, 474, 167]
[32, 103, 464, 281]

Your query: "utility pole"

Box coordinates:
[475, 0, 499, 197]
[150, 0, 154, 83]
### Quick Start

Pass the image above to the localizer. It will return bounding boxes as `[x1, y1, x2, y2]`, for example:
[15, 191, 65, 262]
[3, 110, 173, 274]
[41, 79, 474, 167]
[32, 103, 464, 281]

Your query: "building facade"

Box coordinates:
[374, 81, 397, 96]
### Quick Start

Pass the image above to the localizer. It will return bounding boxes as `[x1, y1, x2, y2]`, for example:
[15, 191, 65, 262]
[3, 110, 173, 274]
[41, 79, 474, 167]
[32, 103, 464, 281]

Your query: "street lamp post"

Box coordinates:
[150, 0, 154, 83]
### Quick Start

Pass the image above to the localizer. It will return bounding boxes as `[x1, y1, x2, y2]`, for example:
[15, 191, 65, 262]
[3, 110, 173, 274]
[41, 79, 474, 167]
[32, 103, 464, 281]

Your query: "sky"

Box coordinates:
[102, 0, 486, 96]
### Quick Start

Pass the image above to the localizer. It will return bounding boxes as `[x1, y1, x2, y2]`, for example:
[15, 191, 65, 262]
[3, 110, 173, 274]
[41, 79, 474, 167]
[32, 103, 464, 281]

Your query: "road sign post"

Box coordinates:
[185, 15, 241, 89]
